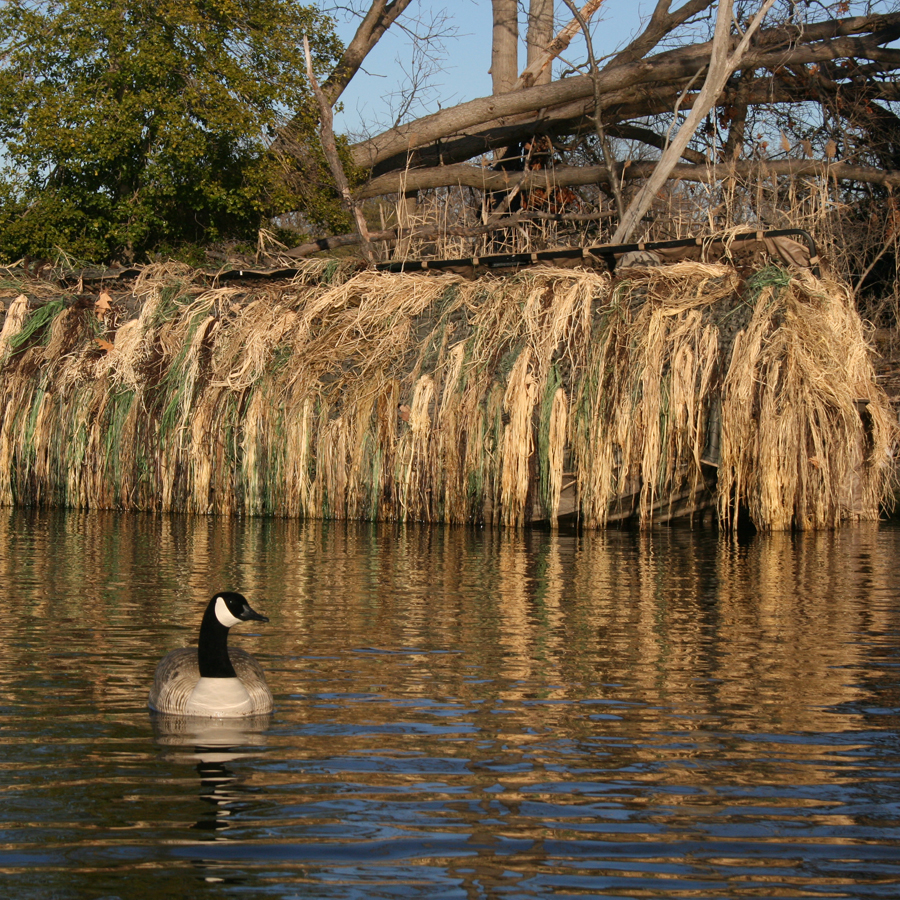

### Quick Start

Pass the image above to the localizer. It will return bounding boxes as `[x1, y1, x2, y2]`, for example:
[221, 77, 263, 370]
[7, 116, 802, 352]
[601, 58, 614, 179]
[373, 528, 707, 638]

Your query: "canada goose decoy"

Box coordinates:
[149, 592, 274, 717]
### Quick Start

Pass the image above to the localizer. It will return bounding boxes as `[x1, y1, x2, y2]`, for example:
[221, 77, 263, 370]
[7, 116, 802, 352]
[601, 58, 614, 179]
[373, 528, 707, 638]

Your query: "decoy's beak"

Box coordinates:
[239, 603, 269, 623]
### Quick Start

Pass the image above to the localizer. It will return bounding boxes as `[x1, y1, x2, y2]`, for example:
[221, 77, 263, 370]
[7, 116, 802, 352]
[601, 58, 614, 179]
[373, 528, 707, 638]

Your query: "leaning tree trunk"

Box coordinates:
[611, 0, 777, 244]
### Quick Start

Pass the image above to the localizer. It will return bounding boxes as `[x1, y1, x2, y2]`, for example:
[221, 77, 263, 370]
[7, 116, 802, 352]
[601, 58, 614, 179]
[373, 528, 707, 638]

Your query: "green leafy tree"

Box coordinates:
[0, 0, 346, 262]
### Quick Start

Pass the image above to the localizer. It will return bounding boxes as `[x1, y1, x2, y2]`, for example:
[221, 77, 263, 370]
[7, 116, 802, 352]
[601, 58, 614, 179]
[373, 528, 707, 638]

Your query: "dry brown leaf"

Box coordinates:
[95, 291, 112, 320]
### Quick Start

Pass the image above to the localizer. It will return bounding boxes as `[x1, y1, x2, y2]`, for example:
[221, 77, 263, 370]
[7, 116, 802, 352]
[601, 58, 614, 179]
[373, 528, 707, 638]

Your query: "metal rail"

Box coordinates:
[375, 229, 821, 278]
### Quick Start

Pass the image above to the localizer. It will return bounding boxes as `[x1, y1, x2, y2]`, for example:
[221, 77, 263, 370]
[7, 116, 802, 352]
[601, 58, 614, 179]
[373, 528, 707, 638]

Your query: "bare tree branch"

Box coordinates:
[607, 123, 707, 164]
[303, 35, 374, 262]
[322, 0, 415, 106]
[561, 0, 624, 219]
[516, 0, 606, 89]
[274, 0, 413, 155]
[350, 12, 900, 173]
[606, 0, 713, 69]
[353, 159, 900, 199]
[612, 0, 778, 243]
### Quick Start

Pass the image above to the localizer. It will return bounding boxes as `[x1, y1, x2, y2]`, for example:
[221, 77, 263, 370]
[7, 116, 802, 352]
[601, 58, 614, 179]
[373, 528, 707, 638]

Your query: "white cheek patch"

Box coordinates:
[215, 596, 243, 627]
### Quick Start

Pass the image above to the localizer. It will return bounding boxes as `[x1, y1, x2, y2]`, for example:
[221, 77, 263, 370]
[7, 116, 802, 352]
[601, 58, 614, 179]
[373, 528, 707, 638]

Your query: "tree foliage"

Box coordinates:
[0, 0, 346, 262]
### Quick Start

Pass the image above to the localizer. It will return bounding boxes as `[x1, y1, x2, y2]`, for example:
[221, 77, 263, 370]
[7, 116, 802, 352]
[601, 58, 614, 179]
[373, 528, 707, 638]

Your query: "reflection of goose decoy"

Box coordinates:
[149, 592, 274, 717]
[193, 759, 243, 833]
[152, 712, 272, 763]
[151, 714, 272, 841]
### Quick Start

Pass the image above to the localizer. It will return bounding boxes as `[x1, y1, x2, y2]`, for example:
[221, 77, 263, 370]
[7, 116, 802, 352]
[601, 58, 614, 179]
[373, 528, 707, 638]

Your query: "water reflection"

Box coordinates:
[151, 714, 270, 844]
[1, 507, 899, 898]
[151, 712, 272, 761]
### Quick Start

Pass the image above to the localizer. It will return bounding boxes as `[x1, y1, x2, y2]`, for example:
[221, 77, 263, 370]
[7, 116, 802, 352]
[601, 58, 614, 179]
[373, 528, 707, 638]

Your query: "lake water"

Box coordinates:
[1, 508, 899, 899]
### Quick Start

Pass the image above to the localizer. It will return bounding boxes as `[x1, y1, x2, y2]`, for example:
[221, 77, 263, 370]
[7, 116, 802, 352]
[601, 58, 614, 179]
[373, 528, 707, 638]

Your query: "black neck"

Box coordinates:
[197, 603, 237, 678]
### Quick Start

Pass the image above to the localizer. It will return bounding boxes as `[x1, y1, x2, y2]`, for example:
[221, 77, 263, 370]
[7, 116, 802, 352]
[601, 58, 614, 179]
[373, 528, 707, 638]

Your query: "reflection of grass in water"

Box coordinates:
[0, 260, 893, 530]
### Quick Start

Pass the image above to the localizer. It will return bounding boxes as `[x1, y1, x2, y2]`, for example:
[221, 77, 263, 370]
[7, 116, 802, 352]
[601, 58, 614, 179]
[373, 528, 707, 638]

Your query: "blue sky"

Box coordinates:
[331, 0, 651, 139]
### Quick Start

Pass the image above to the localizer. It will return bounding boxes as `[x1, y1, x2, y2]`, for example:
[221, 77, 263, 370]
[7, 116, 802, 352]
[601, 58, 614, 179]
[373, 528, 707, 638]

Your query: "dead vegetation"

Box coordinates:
[0, 257, 893, 530]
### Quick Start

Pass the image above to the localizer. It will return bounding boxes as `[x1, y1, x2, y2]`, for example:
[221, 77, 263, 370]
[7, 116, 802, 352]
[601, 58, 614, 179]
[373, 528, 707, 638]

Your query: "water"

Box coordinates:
[1, 508, 899, 900]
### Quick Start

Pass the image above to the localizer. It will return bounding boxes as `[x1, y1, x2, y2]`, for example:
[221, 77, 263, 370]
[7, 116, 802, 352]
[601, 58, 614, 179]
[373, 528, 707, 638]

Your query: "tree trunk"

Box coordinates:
[515, 0, 606, 89]
[527, 0, 554, 87]
[492, 0, 519, 95]
[353, 72, 900, 179]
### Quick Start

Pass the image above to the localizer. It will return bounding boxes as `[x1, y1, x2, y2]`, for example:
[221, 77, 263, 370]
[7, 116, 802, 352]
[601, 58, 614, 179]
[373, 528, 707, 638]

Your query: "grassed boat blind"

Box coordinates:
[0, 257, 893, 530]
